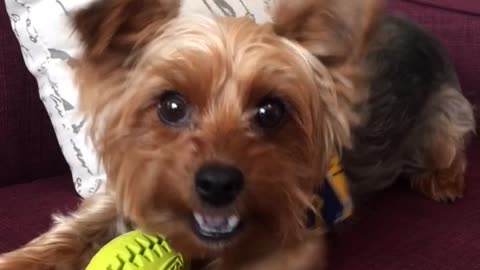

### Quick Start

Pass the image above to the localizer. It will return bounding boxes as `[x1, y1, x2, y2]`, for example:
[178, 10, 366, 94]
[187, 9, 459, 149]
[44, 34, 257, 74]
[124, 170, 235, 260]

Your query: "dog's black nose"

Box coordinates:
[195, 164, 244, 207]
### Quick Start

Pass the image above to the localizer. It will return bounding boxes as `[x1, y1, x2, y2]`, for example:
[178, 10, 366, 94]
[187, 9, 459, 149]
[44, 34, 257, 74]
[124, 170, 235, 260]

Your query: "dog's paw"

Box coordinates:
[411, 169, 465, 202]
[411, 150, 467, 203]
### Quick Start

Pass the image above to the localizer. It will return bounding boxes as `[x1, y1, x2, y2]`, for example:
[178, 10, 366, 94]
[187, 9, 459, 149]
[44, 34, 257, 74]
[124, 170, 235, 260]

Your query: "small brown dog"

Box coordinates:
[0, 0, 475, 269]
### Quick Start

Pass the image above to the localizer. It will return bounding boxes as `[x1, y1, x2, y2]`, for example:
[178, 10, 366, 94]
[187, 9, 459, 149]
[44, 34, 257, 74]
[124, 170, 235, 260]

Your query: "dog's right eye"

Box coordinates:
[157, 91, 191, 127]
[255, 97, 286, 130]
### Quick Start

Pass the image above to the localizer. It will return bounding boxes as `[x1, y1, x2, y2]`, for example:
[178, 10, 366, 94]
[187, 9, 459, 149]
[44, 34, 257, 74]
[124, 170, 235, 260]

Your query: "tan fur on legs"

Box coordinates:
[411, 151, 467, 202]
[0, 194, 121, 270]
[409, 86, 475, 202]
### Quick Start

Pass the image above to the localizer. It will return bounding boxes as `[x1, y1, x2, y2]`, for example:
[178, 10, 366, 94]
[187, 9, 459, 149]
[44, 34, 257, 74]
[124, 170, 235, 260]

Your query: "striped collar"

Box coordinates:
[306, 156, 353, 228]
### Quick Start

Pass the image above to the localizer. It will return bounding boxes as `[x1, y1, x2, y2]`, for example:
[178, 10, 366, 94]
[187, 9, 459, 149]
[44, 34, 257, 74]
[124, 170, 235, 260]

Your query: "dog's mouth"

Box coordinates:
[192, 212, 242, 245]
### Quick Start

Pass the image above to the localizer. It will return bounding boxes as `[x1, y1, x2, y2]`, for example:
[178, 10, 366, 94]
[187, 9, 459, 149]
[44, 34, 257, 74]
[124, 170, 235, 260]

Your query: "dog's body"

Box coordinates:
[346, 15, 474, 202]
[0, 1, 474, 270]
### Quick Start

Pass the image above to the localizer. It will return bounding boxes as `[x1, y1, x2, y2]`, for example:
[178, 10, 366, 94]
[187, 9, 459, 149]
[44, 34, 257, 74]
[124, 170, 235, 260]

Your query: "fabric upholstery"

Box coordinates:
[0, 1, 69, 187]
[0, 175, 79, 253]
[408, 0, 480, 16]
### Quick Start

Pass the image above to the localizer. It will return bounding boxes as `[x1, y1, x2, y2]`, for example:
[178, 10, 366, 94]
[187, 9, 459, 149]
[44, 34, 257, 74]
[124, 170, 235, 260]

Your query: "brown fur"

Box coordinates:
[411, 151, 466, 202]
[408, 86, 473, 202]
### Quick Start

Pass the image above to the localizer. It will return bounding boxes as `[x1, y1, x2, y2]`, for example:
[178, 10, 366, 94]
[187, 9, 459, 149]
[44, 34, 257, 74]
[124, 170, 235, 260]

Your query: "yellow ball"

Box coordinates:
[86, 231, 186, 270]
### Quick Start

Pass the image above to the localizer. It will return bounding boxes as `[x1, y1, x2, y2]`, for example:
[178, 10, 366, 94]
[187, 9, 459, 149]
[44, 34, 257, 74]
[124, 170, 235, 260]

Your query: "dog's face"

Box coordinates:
[73, 0, 379, 260]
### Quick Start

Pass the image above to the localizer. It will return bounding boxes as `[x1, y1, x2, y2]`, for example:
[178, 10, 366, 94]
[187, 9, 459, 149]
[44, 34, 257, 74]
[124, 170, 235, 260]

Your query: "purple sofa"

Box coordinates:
[0, 0, 478, 269]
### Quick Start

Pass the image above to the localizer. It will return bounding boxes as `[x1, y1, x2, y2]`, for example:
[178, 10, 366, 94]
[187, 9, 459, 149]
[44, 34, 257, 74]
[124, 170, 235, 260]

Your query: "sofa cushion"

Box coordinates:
[0, 1, 69, 187]
[0, 175, 79, 253]
[330, 139, 480, 270]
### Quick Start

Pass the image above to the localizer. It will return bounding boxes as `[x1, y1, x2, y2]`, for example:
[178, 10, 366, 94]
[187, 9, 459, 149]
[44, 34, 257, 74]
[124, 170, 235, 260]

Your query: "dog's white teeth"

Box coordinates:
[194, 212, 203, 224]
[204, 215, 226, 226]
[227, 215, 240, 228]
[194, 212, 240, 234]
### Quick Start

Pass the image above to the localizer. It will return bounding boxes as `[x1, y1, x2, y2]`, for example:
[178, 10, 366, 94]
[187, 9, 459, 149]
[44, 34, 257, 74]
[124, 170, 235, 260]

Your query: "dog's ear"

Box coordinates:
[71, 0, 180, 139]
[272, 0, 382, 66]
[73, 0, 180, 60]
[273, 0, 383, 164]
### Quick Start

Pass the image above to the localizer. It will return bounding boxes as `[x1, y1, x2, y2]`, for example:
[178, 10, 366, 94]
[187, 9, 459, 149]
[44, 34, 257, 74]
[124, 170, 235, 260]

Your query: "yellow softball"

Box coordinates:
[86, 231, 186, 270]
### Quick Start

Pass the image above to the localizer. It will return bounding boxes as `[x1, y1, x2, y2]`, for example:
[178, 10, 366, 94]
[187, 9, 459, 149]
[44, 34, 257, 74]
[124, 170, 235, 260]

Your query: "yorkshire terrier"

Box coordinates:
[0, 0, 475, 269]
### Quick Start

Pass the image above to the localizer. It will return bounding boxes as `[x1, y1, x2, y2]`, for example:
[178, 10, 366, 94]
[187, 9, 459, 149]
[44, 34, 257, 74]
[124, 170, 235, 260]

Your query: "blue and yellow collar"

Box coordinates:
[306, 156, 353, 228]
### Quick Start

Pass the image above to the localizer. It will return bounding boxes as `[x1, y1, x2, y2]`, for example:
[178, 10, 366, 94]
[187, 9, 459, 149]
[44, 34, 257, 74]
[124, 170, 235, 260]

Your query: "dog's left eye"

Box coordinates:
[255, 98, 286, 130]
[157, 91, 191, 126]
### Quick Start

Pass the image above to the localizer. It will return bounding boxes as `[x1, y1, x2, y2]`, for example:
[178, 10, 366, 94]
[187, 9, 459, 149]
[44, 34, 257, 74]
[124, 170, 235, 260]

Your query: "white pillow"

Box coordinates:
[4, 0, 272, 198]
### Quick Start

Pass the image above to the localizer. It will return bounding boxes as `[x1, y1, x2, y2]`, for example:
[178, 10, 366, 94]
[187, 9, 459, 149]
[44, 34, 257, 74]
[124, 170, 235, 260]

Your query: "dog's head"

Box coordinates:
[73, 0, 379, 260]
